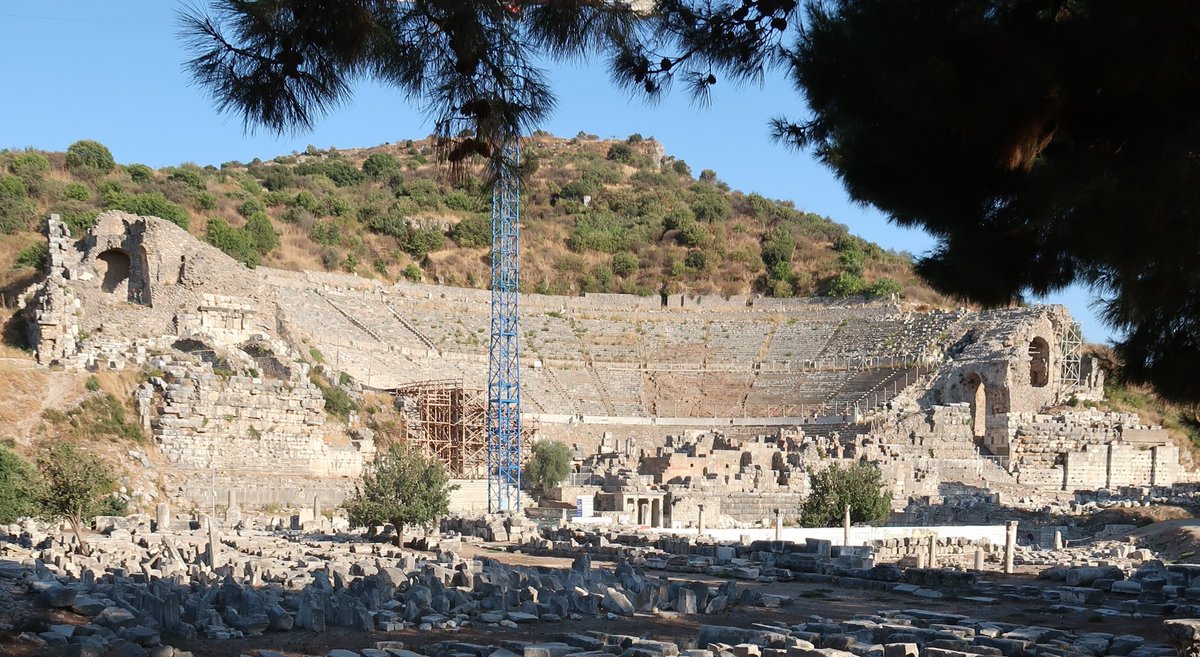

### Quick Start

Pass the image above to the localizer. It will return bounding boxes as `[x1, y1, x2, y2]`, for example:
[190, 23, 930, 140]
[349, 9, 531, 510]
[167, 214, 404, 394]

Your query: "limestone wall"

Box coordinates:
[1007, 411, 1178, 490]
[143, 358, 368, 478]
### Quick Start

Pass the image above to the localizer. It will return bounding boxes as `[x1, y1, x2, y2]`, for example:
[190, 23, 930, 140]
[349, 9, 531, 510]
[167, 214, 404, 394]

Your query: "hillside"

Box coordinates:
[0, 133, 949, 311]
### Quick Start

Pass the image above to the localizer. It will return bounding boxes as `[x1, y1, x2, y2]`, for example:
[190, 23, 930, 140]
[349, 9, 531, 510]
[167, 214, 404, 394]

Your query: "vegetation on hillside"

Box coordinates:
[0, 136, 943, 305]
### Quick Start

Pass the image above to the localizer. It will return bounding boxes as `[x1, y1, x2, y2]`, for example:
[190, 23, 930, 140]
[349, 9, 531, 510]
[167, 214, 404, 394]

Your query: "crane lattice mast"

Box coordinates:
[486, 8, 523, 513]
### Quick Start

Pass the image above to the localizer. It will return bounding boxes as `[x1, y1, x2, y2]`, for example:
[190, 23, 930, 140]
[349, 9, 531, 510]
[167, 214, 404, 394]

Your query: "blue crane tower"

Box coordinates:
[486, 7, 524, 513]
[486, 137, 522, 513]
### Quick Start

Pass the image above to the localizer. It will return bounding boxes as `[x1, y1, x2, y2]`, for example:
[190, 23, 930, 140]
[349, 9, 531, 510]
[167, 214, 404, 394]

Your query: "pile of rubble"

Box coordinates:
[0, 518, 758, 656]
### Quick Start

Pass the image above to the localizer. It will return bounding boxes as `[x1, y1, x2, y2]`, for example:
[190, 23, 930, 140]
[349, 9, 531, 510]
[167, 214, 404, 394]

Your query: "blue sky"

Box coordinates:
[0, 1, 1111, 342]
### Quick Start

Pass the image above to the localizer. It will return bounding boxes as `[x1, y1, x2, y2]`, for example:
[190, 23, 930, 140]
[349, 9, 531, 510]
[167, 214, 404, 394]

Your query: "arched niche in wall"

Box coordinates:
[97, 249, 131, 296]
[1029, 336, 1051, 387]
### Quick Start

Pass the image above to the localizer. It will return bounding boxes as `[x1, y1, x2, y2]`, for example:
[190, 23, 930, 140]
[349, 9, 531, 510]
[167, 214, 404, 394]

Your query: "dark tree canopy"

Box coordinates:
[777, 0, 1200, 402]
[180, 0, 1200, 401]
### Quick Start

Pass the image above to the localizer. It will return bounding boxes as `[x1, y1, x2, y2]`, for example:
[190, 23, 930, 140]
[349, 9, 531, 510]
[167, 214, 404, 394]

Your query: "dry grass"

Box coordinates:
[0, 366, 49, 431]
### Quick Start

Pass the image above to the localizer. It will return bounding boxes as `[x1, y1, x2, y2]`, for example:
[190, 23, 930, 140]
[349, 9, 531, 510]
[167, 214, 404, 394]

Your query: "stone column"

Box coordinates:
[1004, 520, 1018, 574]
[207, 515, 221, 570]
[843, 503, 852, 546]
[1053, 529, 1063, 550]
[697, 504, 706, 537]
[155, 503, 170, 532]
[314, 495, 321, 521]
[974, 547, 985, 572]
[927, 536, 937, 569]
[774, 509, 783, 542]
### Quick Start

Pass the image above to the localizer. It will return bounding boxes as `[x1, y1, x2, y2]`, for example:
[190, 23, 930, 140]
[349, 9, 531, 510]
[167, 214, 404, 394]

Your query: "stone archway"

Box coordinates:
[1029, 337, 1051, 387]
[964, 373, 986, 439]
[97, 249, 131, 295]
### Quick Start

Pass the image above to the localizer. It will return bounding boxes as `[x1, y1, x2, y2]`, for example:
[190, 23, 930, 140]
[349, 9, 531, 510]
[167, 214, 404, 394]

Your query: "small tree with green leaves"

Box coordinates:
[801, 462, 891, 528]
[343, 443, 455, 538]
[0, 446, 41, 524]
[65, 140, 115, 177]
[525, 440, 573, 496]
[37, 443, 117, 553]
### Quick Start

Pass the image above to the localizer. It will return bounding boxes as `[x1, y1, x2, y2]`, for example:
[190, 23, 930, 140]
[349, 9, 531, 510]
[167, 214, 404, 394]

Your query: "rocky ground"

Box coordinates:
[0, 514, 1195, 657]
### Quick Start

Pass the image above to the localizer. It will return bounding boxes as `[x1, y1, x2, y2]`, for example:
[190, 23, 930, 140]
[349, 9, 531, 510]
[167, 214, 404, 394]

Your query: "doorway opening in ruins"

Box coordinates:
[97, 249, 131, 296]
[1029, 337, 1050, 387]
[964, 373, 986, 439]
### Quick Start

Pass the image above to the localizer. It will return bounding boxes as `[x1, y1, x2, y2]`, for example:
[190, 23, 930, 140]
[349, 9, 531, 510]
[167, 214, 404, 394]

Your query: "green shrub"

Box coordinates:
[13, 242, 47, 270]
[525, 440, 573, 494]
[237, 198, 266, 218]
[450, 215, 490, 248]
[205, 216, 259, 267]
[362, 152, 400, 179]
[567, 213, 631, 253]
[63, 182, 89, 202]
[864, 277, 903, 299]
[607, 143, 634, 164]
[0, 446, 40, 523]
[7, 152, 51, 182]
[65, 140, 115, 176]
[311, 220, 341, 246]
[51, 201, 99, 235]
[612, 251, 638, 277]
[0, 175, 27, 200]
[192, 190, 218, 210]
[827, 272, 866, 298]
[676, 217, 709, 248]
[85, 375, 101, 392]
[405, 227, 445, 259]
[309, 370, 358, 420]
[105, 190, 190, 230]
[320, 246, 341, 270]
[402, 263, 422, 282]
[167, 167, 207, 190]
[244, 211, 279, 254]
[445, 189, 481, 213]
[401, 178, 441, 210]
[0, 197, 38, 234]
[125, 163, 153, 182]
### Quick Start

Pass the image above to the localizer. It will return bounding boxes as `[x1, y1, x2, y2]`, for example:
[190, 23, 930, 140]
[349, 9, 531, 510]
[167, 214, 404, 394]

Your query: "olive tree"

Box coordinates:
[801, 461, 891, 528]
[525, 440, 573, 495]
[343, 443, 455, 536]
[37, 443, 117, 553]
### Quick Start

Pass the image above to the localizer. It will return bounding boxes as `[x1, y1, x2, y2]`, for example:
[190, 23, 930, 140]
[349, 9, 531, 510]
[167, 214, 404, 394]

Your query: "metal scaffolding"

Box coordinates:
[1058, 321, 1083, 386]
[394, 379, 487, 478]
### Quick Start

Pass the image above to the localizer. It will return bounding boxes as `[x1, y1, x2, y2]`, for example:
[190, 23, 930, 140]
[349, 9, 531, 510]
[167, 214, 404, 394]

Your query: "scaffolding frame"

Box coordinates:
[394, 379, 487, 478]
[1058, 321, 1083, 386]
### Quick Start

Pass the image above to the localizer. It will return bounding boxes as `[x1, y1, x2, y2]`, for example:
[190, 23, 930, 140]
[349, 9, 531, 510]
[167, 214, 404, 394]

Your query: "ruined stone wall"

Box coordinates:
[1006, 411, 1177, 490]
[142, 357, 368, 478]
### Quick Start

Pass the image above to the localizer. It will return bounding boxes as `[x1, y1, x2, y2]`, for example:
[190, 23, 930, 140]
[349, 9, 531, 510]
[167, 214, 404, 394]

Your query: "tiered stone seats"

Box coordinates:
[521, 313, 584, 362]
[641, 319, 709, 366]
[763, 319, 840, 364]
[594, 367, 646, 416]
[705, 319, 773, 364]
[574, 318, 641, 363]
[318, 291, 428, 351]
[546, 367, 609, 416]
